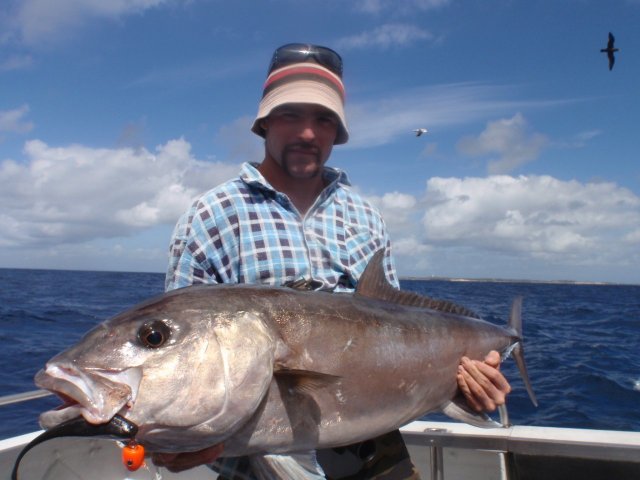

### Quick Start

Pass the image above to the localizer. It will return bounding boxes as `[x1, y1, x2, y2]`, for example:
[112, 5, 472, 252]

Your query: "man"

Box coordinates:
[155, 43, 510, 478]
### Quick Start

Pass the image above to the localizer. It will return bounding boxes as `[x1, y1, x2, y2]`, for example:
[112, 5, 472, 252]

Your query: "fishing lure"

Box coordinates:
[11, 414, 139, 480]
[122, 440, 146, 471]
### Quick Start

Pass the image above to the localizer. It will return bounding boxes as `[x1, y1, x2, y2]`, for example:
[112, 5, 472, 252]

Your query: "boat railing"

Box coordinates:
[402, 420, 640, 480]
[2, 391, 640, 480]
[0, 390, 51, 408]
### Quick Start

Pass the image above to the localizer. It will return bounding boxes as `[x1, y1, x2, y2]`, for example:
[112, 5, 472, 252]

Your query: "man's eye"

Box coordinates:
[275, 110, 299, 121]
[318, 116, 338, 126]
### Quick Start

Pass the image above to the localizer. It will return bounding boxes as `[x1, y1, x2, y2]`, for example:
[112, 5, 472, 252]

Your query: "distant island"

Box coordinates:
[399, 276, 635, 287]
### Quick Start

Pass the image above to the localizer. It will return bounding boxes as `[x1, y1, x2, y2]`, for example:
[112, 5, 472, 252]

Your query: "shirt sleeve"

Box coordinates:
[338, 208, 399, 292]
[381, 219, 400, 289]
[165, 201, 224, 291]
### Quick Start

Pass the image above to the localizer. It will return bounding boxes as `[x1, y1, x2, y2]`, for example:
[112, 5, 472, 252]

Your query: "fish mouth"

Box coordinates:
[35, 363, 142, 429]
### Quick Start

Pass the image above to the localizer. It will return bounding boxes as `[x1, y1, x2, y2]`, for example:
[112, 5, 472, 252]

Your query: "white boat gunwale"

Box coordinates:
[2, 391, 640, 479]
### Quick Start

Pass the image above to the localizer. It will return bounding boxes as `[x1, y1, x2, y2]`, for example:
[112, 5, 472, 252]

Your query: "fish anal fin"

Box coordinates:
[250, 451, 326, 479]
[356, 250, 480, 318]
[441, 396, 504, 428]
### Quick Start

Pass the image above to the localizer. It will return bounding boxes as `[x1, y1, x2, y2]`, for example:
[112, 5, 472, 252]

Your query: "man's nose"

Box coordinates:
[298, 118, 317, 141]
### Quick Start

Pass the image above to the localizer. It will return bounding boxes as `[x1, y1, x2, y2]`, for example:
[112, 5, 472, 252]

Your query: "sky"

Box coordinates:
[1, 0, 639, 284]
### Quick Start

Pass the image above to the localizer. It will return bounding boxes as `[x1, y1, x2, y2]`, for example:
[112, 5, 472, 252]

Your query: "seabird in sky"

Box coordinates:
[600, 32, 619, 71]
[413, 128, 428, 137]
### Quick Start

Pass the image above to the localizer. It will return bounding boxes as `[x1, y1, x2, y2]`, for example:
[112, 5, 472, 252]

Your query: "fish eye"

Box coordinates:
[138, 320, 171, 349]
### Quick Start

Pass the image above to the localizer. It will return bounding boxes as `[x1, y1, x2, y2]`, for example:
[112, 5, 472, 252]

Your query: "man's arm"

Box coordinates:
[165, 203, 199, 291]
[165, 202, 228, 292]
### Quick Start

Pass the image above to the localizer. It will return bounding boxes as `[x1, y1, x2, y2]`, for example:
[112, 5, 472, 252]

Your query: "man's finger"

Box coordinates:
[472, 360, 512, 397]
[484, 350, 501, 369]
[459, 359, 498, 411]
[457, 367, 484, 412]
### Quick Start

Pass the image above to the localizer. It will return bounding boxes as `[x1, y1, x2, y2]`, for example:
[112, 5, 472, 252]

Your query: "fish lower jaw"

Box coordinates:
[39, 403, 119, 429]
[37, 385, 130, 429]
[35, 366, 137, 429]
[39, 404, 82, 429]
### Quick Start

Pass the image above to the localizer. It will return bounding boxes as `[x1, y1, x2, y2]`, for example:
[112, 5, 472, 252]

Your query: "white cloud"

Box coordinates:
[1, 134, 638, 282]
[337, 23, 433, 50]
[571, 129, 602, 145]
[347, 83, 528, 148]
[8, 0, 172, 46]
[379, 191, 417, 210]
[623, 228, 640, 244]
[368, 191, 419, 233]
[555, 129, 602, 149]
[366, 191, 432, 270]
[0, 105, 34, 134]
[126, 57, 257, 90]
[362, 175, 640, 282]
[421, 175, 639, 253]
[390, 236, 433, 273]
[354, 0, 452, 15]
[0, 137, 239, 247]
[0, 53, 34, 71]
[457, 113, 549, 174]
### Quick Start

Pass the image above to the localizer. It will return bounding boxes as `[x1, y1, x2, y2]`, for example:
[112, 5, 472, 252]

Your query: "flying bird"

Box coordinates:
[600, 32, 619, 71]
[413, 128, 428, 137]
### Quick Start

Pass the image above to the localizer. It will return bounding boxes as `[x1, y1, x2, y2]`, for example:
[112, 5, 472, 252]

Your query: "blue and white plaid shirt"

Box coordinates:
[165, 162, 398, 479]
[166, 162, 398, 292]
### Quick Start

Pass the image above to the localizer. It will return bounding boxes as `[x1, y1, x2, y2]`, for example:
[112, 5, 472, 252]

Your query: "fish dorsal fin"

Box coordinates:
[355, 249, 480, 319]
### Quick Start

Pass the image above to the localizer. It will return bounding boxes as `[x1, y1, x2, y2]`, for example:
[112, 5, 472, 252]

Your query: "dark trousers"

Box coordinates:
[321, 430, 422, 480]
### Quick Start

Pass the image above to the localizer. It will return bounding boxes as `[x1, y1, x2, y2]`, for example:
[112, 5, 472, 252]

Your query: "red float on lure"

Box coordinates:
[122, 441, 145, 471]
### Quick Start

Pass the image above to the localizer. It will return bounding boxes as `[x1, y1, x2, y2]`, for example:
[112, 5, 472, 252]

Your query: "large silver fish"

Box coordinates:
[27, 250, 536, 467]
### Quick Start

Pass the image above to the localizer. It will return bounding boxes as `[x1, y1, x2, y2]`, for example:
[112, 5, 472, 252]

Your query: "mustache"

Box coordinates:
[284, 142, 320, 155]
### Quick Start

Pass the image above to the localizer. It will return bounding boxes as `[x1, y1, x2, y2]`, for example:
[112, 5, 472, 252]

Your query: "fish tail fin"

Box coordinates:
[507, 297, 538, 407]
[508, 296, 523, 338]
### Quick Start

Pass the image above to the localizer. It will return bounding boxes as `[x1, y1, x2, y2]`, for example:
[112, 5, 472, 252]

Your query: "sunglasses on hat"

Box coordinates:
[268, 43, 343, 77]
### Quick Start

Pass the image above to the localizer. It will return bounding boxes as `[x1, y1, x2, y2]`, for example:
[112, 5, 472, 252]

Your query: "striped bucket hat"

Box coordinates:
[251, 44, 349, 144]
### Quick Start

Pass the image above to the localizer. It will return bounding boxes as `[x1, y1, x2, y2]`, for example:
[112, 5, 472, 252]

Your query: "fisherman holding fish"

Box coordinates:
[157, 43, 511, 479]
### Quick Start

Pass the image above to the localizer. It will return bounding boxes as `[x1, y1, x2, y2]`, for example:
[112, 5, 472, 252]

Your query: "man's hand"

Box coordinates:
[152, 443, 224, 473]
[457, 350, 511, 412]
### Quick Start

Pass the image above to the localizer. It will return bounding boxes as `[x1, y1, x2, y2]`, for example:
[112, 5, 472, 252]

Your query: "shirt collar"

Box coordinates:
[239, 162, 352, 194]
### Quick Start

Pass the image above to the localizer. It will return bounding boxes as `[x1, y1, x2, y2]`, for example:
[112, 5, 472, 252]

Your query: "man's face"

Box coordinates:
[263, 103, 339, 179]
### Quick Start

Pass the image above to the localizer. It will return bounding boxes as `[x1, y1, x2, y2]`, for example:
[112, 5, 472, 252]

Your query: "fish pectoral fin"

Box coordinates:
[441, 396, 504, 428]
[273, 368, 341, 395]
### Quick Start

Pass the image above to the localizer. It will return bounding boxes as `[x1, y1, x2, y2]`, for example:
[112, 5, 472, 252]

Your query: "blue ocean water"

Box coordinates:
[0, 268, 639, 440]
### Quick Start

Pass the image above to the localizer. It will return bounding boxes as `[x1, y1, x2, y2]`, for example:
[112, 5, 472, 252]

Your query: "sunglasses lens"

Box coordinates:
[314, 49, 342, 75]
[269, 44, 343, 76]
